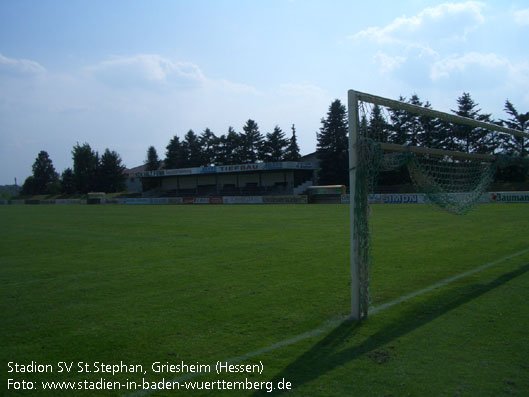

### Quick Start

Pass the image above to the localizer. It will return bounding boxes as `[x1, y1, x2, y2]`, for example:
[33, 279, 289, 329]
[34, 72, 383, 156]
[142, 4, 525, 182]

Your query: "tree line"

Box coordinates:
[362, 93, 527, 156]
[20, 121, 302, 196]
[317, 93, 528, 186]
[144, 121, 301, 171]
[22, 144, 126, 195]
[20, 92, 528, 195]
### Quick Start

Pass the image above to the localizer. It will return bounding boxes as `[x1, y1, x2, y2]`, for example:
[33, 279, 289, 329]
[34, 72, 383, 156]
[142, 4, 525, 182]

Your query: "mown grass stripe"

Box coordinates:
[128, 246, 529, 396]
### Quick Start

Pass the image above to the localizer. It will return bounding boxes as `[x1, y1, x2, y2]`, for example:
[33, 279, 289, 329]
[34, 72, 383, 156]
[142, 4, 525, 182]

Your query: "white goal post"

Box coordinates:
[347, 89, 529, 321]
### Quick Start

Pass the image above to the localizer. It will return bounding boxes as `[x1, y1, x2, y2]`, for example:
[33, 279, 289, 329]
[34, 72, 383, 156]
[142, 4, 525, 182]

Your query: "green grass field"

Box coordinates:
[1, 203, 529, 396]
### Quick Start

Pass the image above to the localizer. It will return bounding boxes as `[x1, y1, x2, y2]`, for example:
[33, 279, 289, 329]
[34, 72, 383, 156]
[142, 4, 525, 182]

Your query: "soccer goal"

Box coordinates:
[347, 90, 529, 320]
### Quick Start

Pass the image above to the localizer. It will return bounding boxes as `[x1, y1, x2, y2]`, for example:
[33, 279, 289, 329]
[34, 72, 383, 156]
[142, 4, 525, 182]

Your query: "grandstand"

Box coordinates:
[133, 157, 317, 197]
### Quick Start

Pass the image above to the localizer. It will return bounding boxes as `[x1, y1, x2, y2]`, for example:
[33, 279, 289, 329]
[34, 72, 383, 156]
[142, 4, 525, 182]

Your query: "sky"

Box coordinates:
[1, 0, 528, 185]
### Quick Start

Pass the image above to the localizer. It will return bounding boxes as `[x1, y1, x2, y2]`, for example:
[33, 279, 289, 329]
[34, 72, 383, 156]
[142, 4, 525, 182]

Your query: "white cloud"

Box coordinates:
[350, 1, 485, 45]
[0, 53, 46, 79]
[207, 79, 261, 96]
[430, 52, 529, 84]
[345, 1, 529, 95]
[430, 52, 508, 80]
[374, 52, 407, 73]
[86, 54, 206, 90]
[513, 8, 529, 25]
[426, 52, 529, 112]
[85, 54, 263, 99]
[348, 2, 490, 85]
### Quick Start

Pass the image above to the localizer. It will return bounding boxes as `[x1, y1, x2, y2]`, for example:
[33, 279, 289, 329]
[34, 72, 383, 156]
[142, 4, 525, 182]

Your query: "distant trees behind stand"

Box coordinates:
[149, 121, 301, 172]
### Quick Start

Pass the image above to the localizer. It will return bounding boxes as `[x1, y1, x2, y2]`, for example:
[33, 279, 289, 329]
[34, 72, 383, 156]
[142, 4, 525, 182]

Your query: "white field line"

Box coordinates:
[369, 246, 529, 315]
[128, 246, 529, 396]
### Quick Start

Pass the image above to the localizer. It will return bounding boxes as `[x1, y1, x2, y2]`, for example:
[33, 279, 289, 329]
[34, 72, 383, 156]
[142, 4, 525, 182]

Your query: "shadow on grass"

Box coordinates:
[253, 262, 529, 396]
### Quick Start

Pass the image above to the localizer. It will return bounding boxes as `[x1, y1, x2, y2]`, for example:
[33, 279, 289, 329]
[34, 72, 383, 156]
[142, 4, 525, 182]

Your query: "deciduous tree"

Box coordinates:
[61, 168, 75, 194]
[31, 150, 59, 194]
[72, 143, 100, 193]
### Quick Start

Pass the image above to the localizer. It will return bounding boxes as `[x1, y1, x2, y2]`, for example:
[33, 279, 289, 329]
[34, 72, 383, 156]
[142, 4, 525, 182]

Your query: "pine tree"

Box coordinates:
[224, 127, 243, 164]
[388, 96, 409, 145]
[359, 115, 369, 137]
[164, 135, 183, 169]
[182, 130, 202, 167]
[199, 128, 217, 166]
[316, 99, 349, 185]
[501, 100, 528, 157]
[284, 124, 301, 161]
[368, 104, 389, 143]
[214, 134, 228, 165]
[416, 100, 445, 149]
[262, 125, 288, 161]
[145, 146, 161, 171]
[240, 119, 263, 163]
[99, 149, 126, 193]
[406, 94, 425, 146]
[497, 100, 529, 182]
[388, 95, 442, 149]
[451, 93, 493, 154]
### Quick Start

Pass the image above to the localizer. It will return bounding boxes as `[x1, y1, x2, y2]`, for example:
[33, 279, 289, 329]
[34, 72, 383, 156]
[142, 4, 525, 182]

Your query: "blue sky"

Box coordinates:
[1, 0, 528, 185]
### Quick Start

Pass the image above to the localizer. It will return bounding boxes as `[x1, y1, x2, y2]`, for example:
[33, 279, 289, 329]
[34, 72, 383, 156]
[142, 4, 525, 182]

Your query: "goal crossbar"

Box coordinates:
[379, 142, 496, 161]
[354, 90, 529, 140]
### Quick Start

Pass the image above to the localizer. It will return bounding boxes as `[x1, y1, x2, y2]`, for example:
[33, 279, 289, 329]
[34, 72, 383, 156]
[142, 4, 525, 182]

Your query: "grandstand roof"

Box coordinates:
[137, 161, 316, 178]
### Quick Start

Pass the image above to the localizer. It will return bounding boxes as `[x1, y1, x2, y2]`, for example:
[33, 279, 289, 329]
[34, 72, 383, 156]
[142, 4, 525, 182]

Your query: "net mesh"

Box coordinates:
[354, 99, 500, 317]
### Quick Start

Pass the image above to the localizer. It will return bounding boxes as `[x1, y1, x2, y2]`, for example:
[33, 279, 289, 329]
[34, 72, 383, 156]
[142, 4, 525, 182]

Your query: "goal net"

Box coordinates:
[348, 90, 529, 320]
